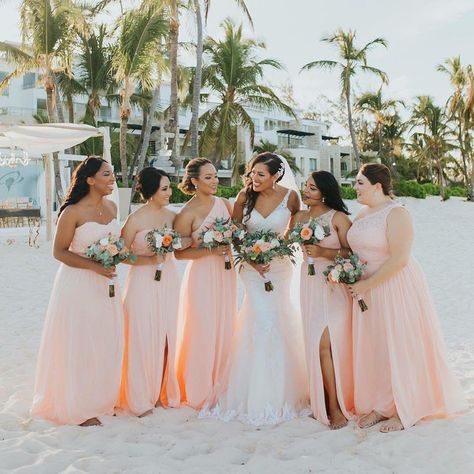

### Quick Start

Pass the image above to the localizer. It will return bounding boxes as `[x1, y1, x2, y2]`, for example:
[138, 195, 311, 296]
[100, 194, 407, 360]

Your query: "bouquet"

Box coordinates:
[85, 233, 134, 297]
[287, 217, 330, 275]
[323, 253, 368, 312]
[146, 227, 182, 281]
[236, 229, 294, 292]
[199, 217, 242, 270]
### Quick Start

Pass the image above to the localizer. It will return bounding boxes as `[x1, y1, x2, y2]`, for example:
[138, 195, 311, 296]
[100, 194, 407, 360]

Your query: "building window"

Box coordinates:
[300, 157, 305, 175]
[149, 140, 157, 155]
[330, 157, 334, 174]
[252, 118, 260, 133]
[22, 72, 36, 89]
[309, 158, 317, 171]
[0, 71, 9, 96]
[100, 106, 111, 120]
[36, 98, 47, 113]
[341, 161, 347, 172]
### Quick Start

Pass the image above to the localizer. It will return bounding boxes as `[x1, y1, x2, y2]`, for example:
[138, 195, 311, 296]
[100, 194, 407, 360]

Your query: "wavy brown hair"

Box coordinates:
[178, 157, 213, 195]
[242, 152, 284, 223]
[360, 163, 394, 198]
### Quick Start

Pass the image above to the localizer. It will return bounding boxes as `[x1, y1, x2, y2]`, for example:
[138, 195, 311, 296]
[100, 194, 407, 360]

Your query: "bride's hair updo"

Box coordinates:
[58, 156, 107, 217]
[360, 163, 394, 198]
[178, 157, 212, 195]
[243, 152, 285, 223]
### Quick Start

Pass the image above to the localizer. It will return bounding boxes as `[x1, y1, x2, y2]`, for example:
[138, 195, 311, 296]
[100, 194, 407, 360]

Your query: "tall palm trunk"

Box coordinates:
[44, 75, 64, 201]
[346, 89, 360, 168]
[437, 157, 447, 200]
[119, 108, 130, 186]
[136, 85, 161, 178]
[470, 151, 474, 201]
[191, 0, 203, 158]
[166, 3, 179, 171]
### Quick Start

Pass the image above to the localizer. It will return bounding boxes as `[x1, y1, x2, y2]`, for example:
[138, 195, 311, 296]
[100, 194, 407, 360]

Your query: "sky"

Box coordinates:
[1, 0, 474, 134]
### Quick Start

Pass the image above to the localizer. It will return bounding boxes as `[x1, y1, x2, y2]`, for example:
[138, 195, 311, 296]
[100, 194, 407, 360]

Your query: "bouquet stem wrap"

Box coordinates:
[356, 294, 368, 312]
[307, 256, 316, 276]
[154, 262, 164, 281]
[224, 254, 232, 270]
[263, 273, 274, 292]
[108, 278, 115, 298]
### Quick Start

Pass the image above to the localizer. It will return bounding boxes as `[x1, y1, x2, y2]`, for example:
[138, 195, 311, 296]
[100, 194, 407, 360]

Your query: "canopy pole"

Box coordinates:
[43, 153, 53, 242]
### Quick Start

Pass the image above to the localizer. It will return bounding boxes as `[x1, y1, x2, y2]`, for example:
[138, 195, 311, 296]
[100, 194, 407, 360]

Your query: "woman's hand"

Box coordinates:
[248, 261, 271, 277]
[303, 244, 324, 258]
[347, 279, 371, 297]
[92, 262, 116, 278]
[209, 244, 232, 257]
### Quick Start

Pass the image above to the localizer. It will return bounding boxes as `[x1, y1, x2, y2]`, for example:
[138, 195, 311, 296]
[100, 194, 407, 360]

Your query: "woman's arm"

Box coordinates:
[53, 207, 116, 278]
[232, 190, 246, 225]
[305, 212, 352, 260]
[120, 214, 162, 266]
[173, 208, 229, 260]
[287, 190, 301, 215]
[348, 207, 413, 295]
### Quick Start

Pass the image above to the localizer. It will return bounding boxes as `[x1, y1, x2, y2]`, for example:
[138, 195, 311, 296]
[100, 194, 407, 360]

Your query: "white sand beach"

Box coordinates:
[0, 196, 473, 474]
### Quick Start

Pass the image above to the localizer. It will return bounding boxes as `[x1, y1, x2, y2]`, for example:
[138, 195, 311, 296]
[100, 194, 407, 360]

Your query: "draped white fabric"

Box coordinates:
[0, 124, 101, 154]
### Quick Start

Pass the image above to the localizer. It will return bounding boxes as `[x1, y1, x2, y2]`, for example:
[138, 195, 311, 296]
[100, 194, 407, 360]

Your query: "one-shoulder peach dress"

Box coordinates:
[31, 220, 124, 425]
[347, 202, 467, 428]
[177, 198, 237, 409]
[120, 229, 181, 414]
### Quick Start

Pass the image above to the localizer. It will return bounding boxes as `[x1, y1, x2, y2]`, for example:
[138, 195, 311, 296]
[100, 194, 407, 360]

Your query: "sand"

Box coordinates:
[0, 196, 473, 474]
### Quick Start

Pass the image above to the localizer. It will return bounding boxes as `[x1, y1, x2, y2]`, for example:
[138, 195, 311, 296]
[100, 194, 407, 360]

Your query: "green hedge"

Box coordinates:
[340, 186, 357, 200]
[421, 183, 440, 196]
[445, 186, 467, 198]
[394, 180, 427, 199]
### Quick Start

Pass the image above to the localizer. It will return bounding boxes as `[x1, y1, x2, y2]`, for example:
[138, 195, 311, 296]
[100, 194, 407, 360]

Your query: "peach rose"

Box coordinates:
[300, 226, 313, 241]
[106, 244, 119, 256]
[162, 234, 173, 247]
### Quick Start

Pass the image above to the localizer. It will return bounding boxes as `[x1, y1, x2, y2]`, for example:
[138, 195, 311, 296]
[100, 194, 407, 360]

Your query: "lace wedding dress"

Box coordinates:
[200, 189, 310, 425]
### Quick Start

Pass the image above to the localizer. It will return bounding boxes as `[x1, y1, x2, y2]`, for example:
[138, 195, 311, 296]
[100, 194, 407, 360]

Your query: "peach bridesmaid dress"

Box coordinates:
[300, 210, 354, 425]
[31, 220, 124, 425]
[120, 229, 181, 415]
[177, 198, 237, 409]
[347, 202, 467, 428]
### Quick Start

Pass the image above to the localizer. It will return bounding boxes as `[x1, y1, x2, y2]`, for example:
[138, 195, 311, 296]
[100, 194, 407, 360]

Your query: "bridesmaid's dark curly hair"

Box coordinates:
[242, 153, 285, 223]
[136, 167, 170, 200]
[310, 171, 350, 215]
[58, 157, 107, 216]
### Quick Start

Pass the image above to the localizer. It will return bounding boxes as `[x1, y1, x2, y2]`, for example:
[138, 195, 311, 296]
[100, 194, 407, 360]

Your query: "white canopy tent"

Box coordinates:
[0, 123, 117, 241]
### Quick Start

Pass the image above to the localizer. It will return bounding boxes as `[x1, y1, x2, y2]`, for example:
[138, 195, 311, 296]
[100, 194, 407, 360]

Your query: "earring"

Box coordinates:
[195, 184, 198, 190]
[322, 197, 325, 203]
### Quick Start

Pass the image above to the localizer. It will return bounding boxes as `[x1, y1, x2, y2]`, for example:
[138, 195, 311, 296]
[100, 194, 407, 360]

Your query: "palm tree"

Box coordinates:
[355, 88, 404, 157]
[112, 2, 168, 185]
[464, 65, 474, 201]
[0, 0, 88, 200]
[437, 56, 470, 194]
[410, 98, 453, 200]
[189, 0, 253, 158]
[253, 139, 300, 174]
[301, 29, 388, 169]
[199, 19, 295, 182]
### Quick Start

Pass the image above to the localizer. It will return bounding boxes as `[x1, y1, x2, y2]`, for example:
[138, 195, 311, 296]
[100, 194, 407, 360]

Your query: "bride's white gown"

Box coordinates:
[200, 190, 310, 425]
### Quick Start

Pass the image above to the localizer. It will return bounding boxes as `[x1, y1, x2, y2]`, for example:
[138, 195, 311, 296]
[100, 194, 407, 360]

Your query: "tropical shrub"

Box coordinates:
[340, 185, 357, 200]
[394, 180, 426, 198]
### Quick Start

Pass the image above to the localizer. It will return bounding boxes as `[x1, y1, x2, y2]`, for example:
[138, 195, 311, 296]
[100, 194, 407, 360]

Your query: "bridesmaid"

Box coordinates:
[174, 158, 237, 409]
[31, 157, 123, 426]
[290, 171, 353, 430]
[347, 163, 467, 432]
[120, 167, 182, 416]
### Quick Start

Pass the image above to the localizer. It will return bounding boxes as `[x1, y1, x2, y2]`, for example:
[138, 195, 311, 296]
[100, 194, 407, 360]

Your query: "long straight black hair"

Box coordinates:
[310, 171, 350, 215]
[58, 157, 107, 216]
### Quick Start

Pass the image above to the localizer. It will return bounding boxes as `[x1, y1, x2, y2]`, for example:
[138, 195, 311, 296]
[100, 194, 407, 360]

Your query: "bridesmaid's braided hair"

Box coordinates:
[311, 171, 350, 215]
[178, 157, 212, 195]
[58, 157, 107, 217]
[243, 153, 285, 223]
[136, 167, 170, 200]
[360, 163, 394, 198]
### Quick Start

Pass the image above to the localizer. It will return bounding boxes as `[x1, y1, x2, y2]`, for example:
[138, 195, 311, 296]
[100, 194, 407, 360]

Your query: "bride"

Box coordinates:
[200, 152, 310, 425]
